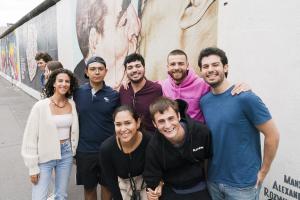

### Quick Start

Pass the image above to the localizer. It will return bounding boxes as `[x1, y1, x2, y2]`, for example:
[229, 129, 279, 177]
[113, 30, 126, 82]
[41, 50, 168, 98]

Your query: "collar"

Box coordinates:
[128, 78, 150, 93]
[82, 81, 107, 91]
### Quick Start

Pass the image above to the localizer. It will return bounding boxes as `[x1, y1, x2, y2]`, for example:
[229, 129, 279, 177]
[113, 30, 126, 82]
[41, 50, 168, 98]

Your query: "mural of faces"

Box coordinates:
[139, 0, 217, 80]
[25, 23, 38, 81]
[75, 0, 141, 86]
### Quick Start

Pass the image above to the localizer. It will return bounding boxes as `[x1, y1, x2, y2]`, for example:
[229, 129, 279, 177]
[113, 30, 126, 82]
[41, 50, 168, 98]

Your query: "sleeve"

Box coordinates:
[71, 100, 79, 155]
[21, 103, 40, 175]
[143, 142, 162, 190]
[158, 83, 163, 96]
[100, 142, 123, 200]
[241, 92, 272, 126]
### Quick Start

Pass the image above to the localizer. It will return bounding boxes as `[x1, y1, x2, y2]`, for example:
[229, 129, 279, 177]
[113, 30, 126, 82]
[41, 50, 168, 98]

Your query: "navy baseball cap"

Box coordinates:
[85, 56, 106, 78]
[86, 56, 106, 68]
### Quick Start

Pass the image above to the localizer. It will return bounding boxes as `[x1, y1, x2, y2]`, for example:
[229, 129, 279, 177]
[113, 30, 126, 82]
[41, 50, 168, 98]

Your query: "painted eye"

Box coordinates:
[118, 13, 128, 27]
[120, 18, 127, 27]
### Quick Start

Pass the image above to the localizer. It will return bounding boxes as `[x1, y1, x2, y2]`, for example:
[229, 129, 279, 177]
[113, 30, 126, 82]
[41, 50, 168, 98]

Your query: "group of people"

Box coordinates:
[21, 47, 280, 200]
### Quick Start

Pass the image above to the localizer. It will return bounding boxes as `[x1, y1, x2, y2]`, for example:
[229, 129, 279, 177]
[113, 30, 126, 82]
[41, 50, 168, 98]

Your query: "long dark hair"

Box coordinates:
[113, 105, 140, 122]
[42, 68, 78, 98]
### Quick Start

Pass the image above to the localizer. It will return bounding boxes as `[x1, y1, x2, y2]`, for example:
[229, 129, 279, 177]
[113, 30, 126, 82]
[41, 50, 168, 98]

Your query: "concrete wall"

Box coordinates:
[1, 0, 299, 199]
[218, 0, 300, 199]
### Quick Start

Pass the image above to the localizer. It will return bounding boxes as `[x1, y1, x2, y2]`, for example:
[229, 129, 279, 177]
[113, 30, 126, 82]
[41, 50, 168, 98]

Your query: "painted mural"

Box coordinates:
[18, 6, 58, 92]
[0, 31, 19, 80]
[74, 0, 217, 86]
[7, 32, 20, 81]
[0, 0, 217, 88]
[74, 0, 143, 86]
[0, 38, 9, 76]
[139, 0, 217, 80]
[0, 1, 299, 200]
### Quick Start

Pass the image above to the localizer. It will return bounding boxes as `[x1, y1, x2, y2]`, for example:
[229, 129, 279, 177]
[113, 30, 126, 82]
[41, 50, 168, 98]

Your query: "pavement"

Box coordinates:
[0, 76, 100, 199]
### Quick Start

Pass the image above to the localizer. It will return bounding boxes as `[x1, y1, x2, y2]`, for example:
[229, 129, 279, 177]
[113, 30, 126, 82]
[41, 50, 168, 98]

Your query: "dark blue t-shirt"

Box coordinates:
[74, 83, 120, 152]
[200, 86, 271, 187]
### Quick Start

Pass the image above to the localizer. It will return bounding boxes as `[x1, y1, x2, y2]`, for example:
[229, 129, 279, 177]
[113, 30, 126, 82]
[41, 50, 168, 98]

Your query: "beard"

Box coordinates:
[128, 73, 145, 84]
[168, 69, 188, 84]
[206, 72, 225, 88]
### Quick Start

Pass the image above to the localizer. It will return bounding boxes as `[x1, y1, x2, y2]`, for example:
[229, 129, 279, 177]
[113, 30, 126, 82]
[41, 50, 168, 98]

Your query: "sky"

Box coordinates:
[0, 0, 44, 27]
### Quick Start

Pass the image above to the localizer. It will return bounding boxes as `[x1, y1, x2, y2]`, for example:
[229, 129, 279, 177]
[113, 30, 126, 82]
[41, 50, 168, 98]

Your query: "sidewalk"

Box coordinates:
[0, 77, 84, 199]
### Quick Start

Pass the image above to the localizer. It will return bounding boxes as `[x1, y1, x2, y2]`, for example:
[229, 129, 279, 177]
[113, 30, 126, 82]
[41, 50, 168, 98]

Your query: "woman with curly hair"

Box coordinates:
[21, 68, 79, 200]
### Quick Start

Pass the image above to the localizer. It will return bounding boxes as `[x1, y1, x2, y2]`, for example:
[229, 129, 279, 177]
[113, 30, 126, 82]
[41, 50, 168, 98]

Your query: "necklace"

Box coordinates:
[51, 98, 67, 108]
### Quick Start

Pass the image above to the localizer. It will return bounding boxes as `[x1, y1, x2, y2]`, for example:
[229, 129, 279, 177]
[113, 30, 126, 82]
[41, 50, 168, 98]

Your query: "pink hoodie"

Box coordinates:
[159, 69, 210, 122]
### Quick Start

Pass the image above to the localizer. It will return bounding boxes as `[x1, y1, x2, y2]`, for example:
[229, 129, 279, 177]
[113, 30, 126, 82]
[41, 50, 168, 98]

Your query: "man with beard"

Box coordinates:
[160, 49, 210, 122]
[198, 47, 280, 199]
[119, 53, 162, 132]
[160, 49, 249, 123]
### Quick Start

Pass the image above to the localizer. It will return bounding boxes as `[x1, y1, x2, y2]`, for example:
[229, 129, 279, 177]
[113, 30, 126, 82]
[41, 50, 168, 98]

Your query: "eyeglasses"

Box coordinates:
[88, 67, 105, 73]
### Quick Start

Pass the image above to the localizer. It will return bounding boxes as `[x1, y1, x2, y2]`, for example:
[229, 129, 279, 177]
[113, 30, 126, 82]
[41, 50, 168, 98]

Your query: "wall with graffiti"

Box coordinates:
[0, 4, 58, 95]
[0, 0, 218, 88]
[18, 5, 58, 92]
[0, 31, 20, 81]
[1, 1, 298, 199]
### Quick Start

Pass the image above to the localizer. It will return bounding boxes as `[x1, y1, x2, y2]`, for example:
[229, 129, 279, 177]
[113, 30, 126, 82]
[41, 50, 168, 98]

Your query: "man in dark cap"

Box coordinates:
[74, 56, 120, 200]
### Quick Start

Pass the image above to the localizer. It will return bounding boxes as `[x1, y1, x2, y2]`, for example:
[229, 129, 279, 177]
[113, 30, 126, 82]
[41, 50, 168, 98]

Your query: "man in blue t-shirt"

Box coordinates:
[198, 47, 280, 200]
[74, 56, 119, 200]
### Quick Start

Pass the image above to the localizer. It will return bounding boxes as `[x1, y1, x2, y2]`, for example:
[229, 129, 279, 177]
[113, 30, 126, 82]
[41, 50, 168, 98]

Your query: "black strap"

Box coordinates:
[118, 138, 138, 194]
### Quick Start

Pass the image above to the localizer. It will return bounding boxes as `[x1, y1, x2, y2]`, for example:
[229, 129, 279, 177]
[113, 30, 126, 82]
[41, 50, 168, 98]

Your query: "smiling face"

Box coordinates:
[37, 59, 47, 71]
[153, 106, 182, 142]
[167, 54, 189, 84]
[200, 54, 228, 88]
[114, 110, 141, 143]
[125, 60, 145, 83]
[53, 73, 71, 96]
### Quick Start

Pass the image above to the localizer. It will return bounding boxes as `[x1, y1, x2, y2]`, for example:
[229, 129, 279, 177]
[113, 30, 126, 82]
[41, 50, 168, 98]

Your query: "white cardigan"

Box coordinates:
[21, 98, 79, 175]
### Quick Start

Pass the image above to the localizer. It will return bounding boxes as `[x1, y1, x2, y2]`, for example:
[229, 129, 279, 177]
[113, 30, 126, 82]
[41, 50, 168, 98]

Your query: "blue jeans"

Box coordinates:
[32, 141, 73, 200]
[207, 182, 261, 200]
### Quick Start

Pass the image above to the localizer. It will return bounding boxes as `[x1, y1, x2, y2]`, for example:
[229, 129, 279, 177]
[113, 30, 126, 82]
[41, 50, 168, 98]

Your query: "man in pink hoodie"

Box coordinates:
[160, 49, 247, 123]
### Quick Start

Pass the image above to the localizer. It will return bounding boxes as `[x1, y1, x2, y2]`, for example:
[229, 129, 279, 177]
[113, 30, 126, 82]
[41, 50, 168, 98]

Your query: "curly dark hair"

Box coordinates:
[42, 68, 78, 98]
[198, 47, 228, 77]
[35, 52, 52, 62]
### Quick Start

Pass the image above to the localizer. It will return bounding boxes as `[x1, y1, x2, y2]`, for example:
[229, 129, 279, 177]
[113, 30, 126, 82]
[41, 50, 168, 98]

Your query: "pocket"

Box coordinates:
[61, 141, 72, 154]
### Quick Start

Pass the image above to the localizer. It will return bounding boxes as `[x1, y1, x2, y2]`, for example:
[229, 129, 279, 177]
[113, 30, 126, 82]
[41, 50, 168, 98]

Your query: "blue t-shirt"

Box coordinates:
[74, 83, 120, 152]
[200, 86, 271, 187]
